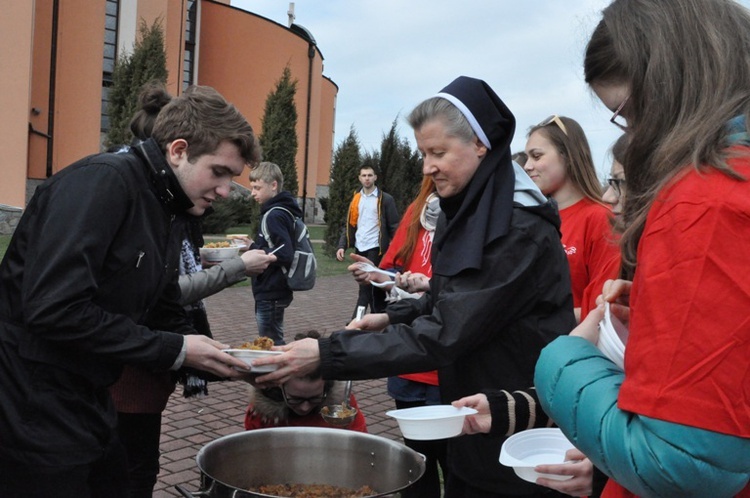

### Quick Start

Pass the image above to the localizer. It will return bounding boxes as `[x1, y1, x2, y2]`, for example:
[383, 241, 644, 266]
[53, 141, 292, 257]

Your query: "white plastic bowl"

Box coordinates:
[597, 302, 629, 369]
[222, 349, 282, 373]
[499, 428, 576, 483]
[386, 405, 477, 440]
[199, 246, 240, 263]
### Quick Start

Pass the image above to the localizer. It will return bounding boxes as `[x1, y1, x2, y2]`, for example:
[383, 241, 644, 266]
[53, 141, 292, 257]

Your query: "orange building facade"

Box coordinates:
[0, 0, 337, 233]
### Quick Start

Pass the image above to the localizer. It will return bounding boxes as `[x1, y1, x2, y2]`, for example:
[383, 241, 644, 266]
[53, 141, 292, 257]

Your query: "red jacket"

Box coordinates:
[378, 203, 438, 386]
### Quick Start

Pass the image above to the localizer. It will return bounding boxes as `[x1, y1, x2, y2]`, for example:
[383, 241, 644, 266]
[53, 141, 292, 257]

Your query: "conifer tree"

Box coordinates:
[259, 65, 299, 197]
[323, 127, 362, 256]
[378, 119, 422, 214]
[105, 19, 167, 149]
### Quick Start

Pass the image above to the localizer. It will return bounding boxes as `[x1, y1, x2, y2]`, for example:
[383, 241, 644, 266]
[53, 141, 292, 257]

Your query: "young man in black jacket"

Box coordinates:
[0, 86, 274, 498]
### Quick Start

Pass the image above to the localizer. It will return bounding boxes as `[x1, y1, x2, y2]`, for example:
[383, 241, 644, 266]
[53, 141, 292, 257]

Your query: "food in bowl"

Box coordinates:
[499, 428, 575, 483]
[386, 405, 477, 440]
[248, 483, 376, 497]
[237, 336, 274, 351]
[203, 241, 232, 248]
[223, 337, 281, 372]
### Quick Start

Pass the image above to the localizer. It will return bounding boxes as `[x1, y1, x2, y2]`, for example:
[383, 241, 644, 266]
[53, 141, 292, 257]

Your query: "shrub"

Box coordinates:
[201, 193, 257, 234]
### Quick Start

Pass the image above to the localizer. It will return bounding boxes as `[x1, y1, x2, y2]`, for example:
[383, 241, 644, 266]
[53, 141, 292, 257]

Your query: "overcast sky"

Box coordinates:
[231, 0, 750, 177]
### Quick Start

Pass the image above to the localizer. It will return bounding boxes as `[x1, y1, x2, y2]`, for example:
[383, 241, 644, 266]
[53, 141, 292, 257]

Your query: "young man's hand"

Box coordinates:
[240, 249, 276, 276]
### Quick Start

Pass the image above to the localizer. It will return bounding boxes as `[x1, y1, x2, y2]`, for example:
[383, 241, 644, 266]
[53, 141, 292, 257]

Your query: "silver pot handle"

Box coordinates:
[174, 484, 210, 497]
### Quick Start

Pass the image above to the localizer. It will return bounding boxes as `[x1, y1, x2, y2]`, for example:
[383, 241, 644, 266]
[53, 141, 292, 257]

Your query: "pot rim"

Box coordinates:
[194, 427, 426, 498]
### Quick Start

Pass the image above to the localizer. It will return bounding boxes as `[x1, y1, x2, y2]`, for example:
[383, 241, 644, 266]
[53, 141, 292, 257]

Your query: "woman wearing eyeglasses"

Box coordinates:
[579, 134, 628, 321]
[243, 331, 367, 432]
[535, 0, 750, 496]
[523, 115, 619, 322]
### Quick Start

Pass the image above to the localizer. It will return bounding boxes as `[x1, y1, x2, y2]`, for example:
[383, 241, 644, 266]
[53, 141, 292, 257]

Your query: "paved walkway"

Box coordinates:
[154, 274, 403, 497]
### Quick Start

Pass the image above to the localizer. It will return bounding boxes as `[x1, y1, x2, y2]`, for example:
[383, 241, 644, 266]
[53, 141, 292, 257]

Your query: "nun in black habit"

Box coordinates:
[255, 76, 576, 497]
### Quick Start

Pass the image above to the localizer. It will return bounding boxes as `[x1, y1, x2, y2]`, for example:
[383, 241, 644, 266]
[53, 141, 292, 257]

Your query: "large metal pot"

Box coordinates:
[175, 427, 425, 497]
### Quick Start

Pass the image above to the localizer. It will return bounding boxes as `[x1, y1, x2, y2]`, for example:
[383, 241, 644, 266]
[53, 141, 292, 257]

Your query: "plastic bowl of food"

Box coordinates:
[200, 244, 240, 263]
[499, 428, 576, 483]
[222, 349, 282, 373]
[597, 302, 629, 370]
[386, 405, 477, 440]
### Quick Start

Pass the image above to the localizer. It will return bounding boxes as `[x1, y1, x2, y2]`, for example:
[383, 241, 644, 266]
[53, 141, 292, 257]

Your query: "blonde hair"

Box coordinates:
[249, 161, 284, 192]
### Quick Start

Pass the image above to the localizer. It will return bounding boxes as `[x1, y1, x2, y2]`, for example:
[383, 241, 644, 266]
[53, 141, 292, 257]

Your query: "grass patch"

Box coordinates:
[314, 242, 353, 278]
[308, 224, 325, 241]
[0, 234, 10, 260]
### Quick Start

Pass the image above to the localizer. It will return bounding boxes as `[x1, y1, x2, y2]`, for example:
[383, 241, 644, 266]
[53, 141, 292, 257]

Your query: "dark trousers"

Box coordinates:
[352, 246, 386, 319]
[0, 434, 129, 498]
[255, 296, 292, 345]
[117, 412, 162, 498]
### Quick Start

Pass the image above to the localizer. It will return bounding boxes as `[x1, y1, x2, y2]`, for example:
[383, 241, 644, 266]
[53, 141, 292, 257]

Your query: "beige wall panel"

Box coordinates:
[126, 0, 184, 95]
[52, 0, 107, 171]
[28, 0, 53, 181]
[162, 0, 187, 94]
[137, 0, 170, 34]
[0, 0, 34, 207]
[316, 77, 337, 188]
[198, 1, 329, 192]
[299, 55, 322, 198]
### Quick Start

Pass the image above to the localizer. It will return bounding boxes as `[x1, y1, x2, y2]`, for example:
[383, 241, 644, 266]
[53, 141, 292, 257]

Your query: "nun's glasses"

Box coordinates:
[538, 115, 568, 136]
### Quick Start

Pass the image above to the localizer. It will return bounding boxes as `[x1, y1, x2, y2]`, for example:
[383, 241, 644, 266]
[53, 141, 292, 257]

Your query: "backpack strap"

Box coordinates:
[261, 206, 295, 249]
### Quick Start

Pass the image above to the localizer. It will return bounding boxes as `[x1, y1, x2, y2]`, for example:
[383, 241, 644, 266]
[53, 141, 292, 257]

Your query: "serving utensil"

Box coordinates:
[320, 380, 358, 427]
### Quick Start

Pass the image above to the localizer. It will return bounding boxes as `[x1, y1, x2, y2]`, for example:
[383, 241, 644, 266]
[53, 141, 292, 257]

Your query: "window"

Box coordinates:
[101, 0, 119, 132]
[183, 0, 197, 90]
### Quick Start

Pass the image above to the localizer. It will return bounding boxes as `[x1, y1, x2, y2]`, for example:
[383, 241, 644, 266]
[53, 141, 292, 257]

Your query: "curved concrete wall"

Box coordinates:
[0, 0, 336, 229]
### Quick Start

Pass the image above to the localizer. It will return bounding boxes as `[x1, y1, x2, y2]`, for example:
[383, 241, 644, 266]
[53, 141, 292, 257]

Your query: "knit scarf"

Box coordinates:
[179, 238, 205, 314]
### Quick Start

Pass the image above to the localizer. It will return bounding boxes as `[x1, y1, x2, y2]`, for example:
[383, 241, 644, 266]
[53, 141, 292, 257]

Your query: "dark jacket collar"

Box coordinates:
[260, 191, 303, 217]
[133, 138, 194, 215]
